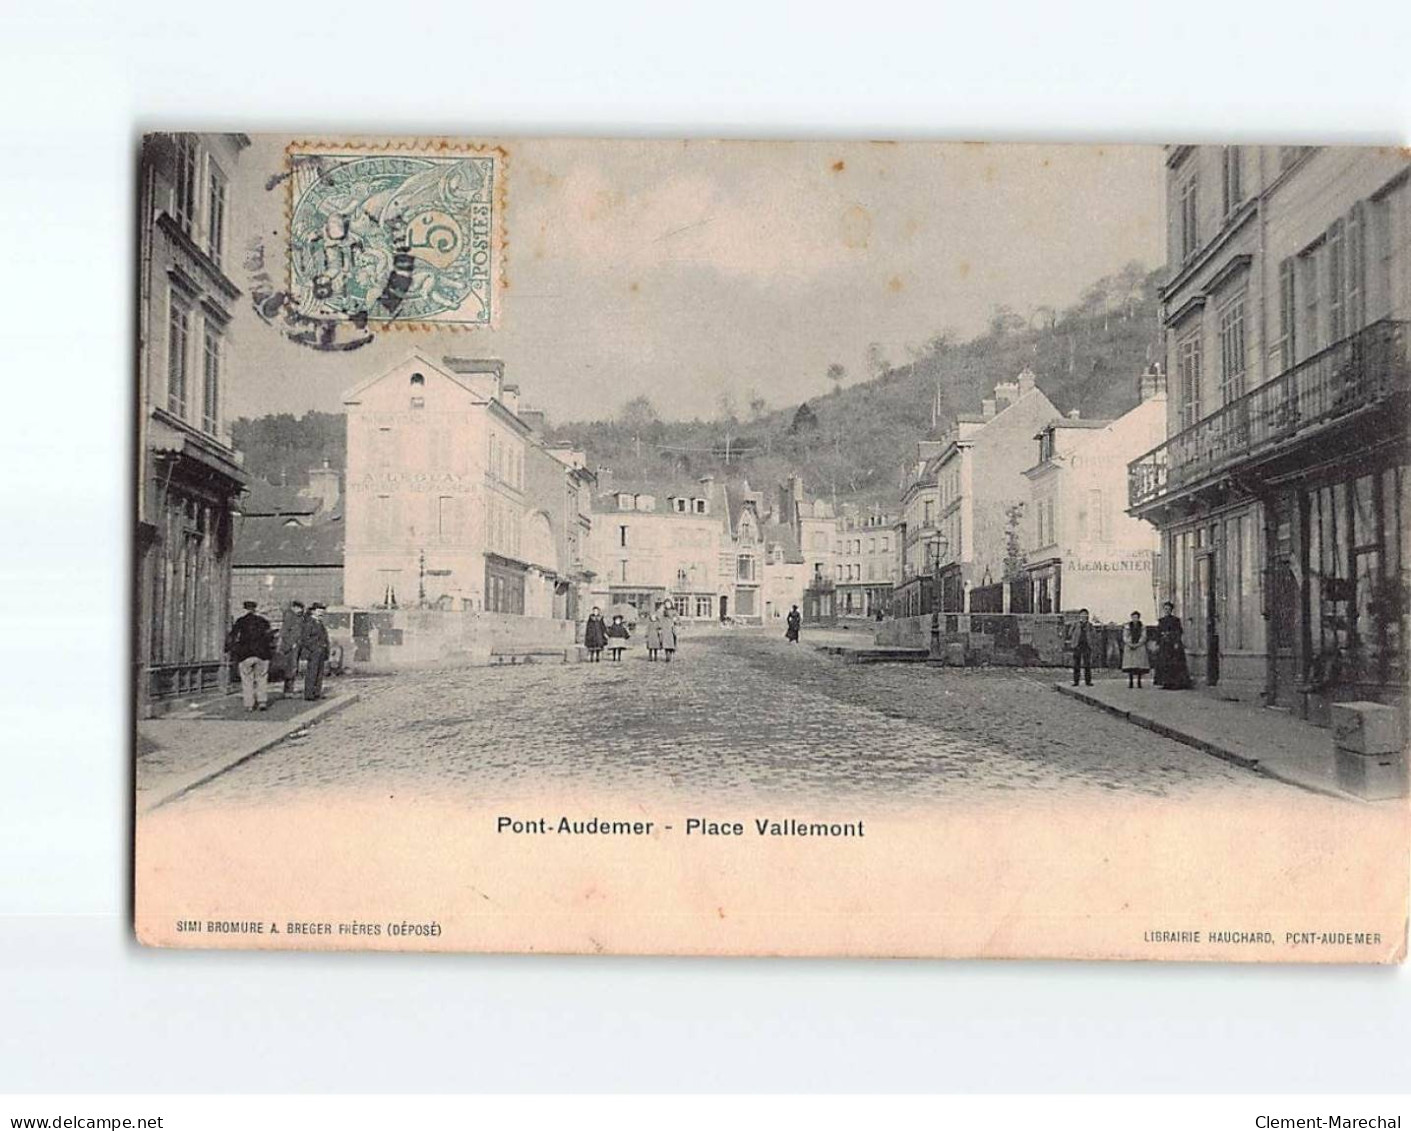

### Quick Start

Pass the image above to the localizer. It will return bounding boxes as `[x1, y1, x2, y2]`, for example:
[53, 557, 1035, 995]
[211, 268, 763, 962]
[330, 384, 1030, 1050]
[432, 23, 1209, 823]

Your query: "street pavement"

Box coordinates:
[170, 632, 1303, 811]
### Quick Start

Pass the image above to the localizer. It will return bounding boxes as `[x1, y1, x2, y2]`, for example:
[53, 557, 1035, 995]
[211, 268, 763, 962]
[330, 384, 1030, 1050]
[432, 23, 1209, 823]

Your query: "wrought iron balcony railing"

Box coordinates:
[1129, 319, 1409, 510]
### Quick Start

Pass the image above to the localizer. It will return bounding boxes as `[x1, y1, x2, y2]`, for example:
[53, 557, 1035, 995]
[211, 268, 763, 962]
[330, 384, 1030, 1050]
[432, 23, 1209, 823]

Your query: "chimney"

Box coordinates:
[442, 356, 504, 400]
[1139, 362, 1168, 402]
[501, 383, 521, 416]
[1067, 409, 1081, 420]
[981, 398, 996, 419]
[519, 408, 546, 434]
[1017, 367, 1037, 396]
[993, 378, 1020, 411]
[302, 460, 341, 515]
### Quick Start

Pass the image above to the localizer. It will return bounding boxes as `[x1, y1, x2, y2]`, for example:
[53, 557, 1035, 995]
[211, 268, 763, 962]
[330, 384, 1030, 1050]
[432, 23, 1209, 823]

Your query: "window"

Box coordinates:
[1346, 203, 1366, 331]
[201, 321, 221, 434]
[167, 291, 190, 417]
[1221, 147, 1243, 214]
[1327, 219, 1346, 343]
[674, 498, 686, 513]
[410, 396, 424, 409]
[437, 496, 460, 542]
[923, 500, 933, 525]
[372, 495, 394, 545]
[1089, 488, 1108, 542]
[618, 524, 628, 547]
[1218, 295, 1247, 404]
[1300, 251, 1322, 356]
[206, 161, 227, 266]
[1371, 197, 1394, 321]
[410, 372, 425, 385]
[1177, 329, 1203, 429]
[695, 596, 712, 618]
[1276, 258, 1297, 372]
[881, 536, 889, 553]
[174, 135, 198, 235]
[694, 499, 706, 514]
[1179, 174, 1199, 260]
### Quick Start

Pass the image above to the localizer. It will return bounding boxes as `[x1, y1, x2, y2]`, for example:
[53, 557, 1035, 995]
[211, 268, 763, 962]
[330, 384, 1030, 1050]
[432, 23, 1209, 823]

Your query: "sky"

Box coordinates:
[227, 137, 1164, 424]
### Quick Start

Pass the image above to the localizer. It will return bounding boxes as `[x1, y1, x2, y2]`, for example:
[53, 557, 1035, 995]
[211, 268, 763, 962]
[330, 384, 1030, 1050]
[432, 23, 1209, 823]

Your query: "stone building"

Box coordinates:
[136, 132, 249, 715]
[834, 505, 897, 618]
[1129, 146, 1410, 714]
[586, 479, 731, 622]
[230, 466, 344, 612]
[895, 369, 1061, 615]
[342, 352, 589, 618]
[1021, 367, 1166, 622]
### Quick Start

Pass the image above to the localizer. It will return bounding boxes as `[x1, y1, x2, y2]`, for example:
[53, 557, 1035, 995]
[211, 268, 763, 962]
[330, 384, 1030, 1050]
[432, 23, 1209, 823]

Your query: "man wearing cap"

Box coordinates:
[300, 603, 332, 701]
[279, 600, 306, 695]
[227, 600, 274, 711]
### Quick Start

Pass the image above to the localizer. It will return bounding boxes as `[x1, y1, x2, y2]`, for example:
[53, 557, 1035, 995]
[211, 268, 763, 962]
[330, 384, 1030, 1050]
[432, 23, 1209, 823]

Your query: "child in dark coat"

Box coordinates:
[605, 614, 632, 661]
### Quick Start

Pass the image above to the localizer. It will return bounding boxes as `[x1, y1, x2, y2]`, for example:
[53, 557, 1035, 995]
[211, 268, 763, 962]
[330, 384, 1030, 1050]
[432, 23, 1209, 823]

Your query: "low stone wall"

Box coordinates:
[875, 612, 1125, 668]
[325, 607, 576, 672]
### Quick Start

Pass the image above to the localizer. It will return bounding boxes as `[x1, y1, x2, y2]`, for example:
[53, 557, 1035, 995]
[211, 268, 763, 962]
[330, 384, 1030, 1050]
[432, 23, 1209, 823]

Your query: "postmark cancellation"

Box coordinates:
[286, 140, 505, 329]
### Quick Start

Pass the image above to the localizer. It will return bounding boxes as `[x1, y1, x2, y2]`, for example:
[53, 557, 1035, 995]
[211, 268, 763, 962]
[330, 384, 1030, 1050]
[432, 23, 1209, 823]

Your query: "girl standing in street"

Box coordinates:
[1121, 610, 1150, 689]
[660, 606, 678, 662]
[583, 607, 607, 662]
[643, 607, 664, 661]
[605, 613, 632, 662]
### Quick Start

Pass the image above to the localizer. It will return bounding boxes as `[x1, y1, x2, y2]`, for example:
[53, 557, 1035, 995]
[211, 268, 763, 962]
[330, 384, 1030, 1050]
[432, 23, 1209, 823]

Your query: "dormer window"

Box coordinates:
[694, 499, 706, 514]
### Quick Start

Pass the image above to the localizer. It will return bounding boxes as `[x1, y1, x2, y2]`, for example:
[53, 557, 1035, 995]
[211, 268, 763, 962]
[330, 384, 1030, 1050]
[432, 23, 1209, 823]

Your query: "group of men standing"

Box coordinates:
[226, 599, 332, 711]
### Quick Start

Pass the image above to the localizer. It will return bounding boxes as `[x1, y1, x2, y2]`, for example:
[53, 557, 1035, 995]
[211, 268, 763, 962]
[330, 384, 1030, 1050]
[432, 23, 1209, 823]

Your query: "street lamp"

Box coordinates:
[927, 531, 949, 612]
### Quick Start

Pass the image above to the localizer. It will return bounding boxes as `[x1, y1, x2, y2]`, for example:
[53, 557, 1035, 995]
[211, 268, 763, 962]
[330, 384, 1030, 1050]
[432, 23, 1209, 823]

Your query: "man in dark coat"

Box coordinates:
[300, 603, 331, 701]
[786, 605, 802, 643]
[279, 600, 306, 694]
[1070, 608, 1094, 687]
[227, 600, 274, 710]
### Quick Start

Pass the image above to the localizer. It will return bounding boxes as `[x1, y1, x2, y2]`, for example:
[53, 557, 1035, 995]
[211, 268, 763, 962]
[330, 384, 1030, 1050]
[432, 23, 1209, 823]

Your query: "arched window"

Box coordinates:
[410, 372, 425, 386]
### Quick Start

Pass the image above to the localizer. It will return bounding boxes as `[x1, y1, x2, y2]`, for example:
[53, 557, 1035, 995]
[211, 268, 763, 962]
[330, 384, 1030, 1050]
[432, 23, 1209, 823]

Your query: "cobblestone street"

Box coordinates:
[176, 633, 1303, 810]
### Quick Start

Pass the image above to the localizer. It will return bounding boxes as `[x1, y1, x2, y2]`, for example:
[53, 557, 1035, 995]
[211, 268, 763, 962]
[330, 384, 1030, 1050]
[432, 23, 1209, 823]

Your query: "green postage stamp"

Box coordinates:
[287, 141, 504, 329]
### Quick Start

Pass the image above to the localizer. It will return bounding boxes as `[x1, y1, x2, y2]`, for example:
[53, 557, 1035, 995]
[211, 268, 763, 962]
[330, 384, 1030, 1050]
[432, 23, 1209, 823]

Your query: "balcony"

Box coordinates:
[1130, 319, 1410, 511]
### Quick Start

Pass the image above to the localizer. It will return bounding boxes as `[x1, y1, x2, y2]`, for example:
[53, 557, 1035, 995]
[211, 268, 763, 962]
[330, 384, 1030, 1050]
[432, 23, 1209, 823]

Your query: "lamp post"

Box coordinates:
[926, 531, 949, 660]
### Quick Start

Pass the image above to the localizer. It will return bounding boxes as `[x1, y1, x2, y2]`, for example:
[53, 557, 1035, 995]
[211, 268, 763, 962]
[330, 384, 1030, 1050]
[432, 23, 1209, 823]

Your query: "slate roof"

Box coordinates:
[241, 480, 321, 517]
[232, 510, 344, 568]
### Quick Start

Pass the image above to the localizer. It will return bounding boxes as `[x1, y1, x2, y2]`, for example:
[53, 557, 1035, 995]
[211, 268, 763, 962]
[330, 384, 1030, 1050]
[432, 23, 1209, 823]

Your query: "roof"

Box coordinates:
[762, 521, 803, 563]
[241, 480, 321, 517]
[232, 510, 344, 568]
[1038, 418, 1113, 433]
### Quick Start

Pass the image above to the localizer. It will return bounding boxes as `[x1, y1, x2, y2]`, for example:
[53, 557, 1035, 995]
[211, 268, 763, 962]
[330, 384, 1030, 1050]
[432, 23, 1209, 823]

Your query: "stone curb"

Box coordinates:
[1052, 683, 1358, 803]
[139, 693, 360, 814]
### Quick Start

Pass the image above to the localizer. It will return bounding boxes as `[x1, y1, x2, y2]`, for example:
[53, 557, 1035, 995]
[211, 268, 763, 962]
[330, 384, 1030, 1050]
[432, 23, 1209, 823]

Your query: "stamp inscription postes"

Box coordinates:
[287, 142, 504, 329]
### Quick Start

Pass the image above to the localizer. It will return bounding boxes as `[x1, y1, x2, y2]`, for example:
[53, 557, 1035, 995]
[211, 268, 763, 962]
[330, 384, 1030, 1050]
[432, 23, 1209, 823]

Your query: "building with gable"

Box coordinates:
[1021, 366, 1166, 621]
[342, 352, 592, 619]
[136, 132, 250, 715]
[895, 368, 1061, 615]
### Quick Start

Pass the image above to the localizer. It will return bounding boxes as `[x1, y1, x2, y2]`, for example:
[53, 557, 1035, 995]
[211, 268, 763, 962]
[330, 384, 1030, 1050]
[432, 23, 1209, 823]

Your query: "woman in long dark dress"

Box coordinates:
[1156, 602, 1192, 690]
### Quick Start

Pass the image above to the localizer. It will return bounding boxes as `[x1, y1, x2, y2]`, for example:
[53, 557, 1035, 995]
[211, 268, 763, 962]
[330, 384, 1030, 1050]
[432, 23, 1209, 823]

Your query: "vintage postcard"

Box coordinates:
[133, 135, 1410, 960]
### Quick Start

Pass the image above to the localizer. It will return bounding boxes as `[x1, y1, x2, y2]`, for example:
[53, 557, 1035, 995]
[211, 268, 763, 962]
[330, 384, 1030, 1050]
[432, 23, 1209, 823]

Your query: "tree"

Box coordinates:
[789, 401, 820, 434]
[988, 305, 1025, 337]
[747, 390, 768, 420]
[617, 395, 659, 433]
[826, 362, 847, 391]
[716, 391, 738, 424]
[1003, 503, 1028, 581]
[865, 343, 890, 380]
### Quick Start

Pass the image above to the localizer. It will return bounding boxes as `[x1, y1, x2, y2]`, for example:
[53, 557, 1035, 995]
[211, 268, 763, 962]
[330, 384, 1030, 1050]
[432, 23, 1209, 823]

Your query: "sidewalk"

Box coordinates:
[1054, 676, 1378, 802]
[136, 687, 360, 813]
